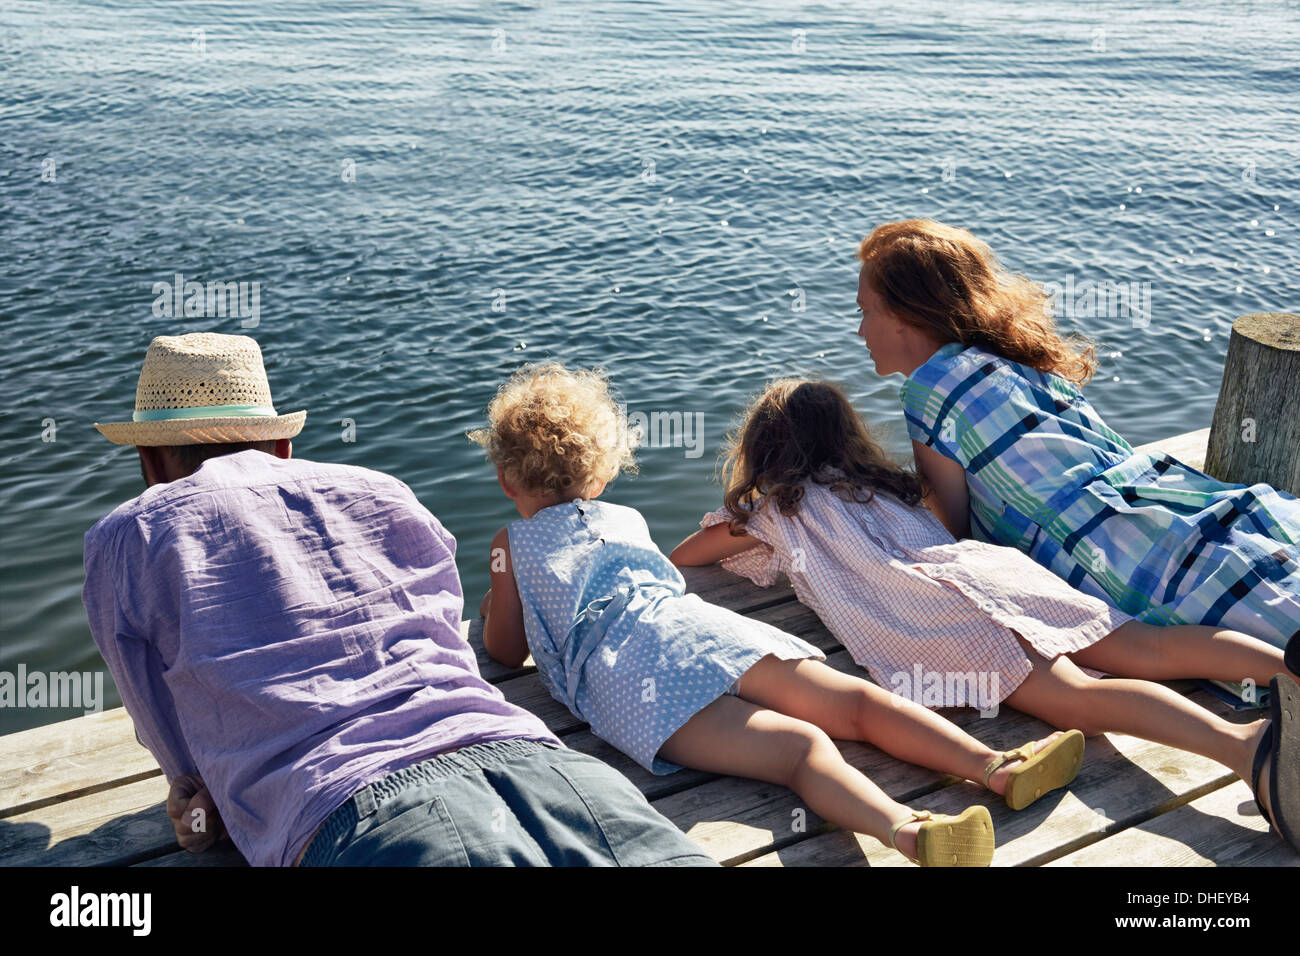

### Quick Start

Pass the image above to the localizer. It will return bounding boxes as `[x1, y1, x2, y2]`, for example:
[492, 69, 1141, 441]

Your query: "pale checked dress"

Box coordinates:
[702, 477, 1134, 709]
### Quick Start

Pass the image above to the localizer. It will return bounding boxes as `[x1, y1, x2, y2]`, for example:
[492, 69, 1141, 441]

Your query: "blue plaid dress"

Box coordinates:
[900, 342, 1300, 647]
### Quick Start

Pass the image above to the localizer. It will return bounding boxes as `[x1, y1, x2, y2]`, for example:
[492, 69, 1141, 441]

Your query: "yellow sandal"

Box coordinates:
[983, 729, 1085, 811]
[887, 807, 995, 867]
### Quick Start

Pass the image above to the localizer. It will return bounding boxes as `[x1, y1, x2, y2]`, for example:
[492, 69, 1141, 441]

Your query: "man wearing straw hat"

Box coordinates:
[83, 332, 716, 867]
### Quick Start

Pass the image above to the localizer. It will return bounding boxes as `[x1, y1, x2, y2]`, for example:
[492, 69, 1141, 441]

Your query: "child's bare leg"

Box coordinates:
[657, 694, 925, 858]
[1005, 641, 1273, 815]
[732, 656, 1061, 798]
[1070, 620, 1295, 686]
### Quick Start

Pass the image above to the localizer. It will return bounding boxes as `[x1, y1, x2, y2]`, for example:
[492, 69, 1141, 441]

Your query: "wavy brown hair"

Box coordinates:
[856, 219, 1097, 385]
[719, 378, 924, 533]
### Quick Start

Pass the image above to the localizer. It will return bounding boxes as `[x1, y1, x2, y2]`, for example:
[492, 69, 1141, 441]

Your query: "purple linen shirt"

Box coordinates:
[83, 450, 558, 866]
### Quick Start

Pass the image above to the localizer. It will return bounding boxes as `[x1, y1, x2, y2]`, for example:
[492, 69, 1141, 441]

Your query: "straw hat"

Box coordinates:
[94, 332, 306, 446]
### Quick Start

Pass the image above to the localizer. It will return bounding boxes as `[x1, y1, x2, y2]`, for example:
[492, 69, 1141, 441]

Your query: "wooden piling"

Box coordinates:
[1205, 312, 1300, 496]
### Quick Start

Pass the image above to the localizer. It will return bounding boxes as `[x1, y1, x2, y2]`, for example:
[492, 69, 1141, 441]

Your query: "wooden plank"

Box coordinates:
[0, 776, 177, 867]
[1, 773, 256, 868]
[135, 844, 248, 867]
[0, 709, 160, 819]
[1046, 779, 1300, 867]
[1134, 428, 1209, 471]
[680, 562, 796, 613]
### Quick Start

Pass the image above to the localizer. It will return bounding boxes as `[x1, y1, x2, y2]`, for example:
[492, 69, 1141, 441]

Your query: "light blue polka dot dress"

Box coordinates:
[508, 498, 824, 774]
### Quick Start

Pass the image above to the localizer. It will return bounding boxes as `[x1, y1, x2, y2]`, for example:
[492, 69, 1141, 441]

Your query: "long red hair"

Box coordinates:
[856, 219, 1097, 384]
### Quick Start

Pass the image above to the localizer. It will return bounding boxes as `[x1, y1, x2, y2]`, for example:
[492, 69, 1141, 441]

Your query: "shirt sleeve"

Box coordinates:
[700, 504, 786, 588]
[900, 358, 975, 469]
[386, 477, 464, 626]
[82, 517, 198, 782]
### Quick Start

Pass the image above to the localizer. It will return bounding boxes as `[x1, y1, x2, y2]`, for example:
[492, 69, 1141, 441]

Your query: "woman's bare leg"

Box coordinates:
[1071, 620, 1295, 687]
[1005, 639, 1274, 818]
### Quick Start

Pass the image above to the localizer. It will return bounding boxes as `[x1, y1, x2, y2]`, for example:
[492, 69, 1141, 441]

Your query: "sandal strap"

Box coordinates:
[1251, 721, 1276, 829]
[888, 810, 932, 855]
[982, 743, 1035, 789]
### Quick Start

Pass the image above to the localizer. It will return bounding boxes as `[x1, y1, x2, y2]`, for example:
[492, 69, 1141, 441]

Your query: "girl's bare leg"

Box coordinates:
[1005, 639, 1275, 819]
[1070, 620, 1296, 687]
[731, 656, 1061, 798]
[657, 694, 927, 858]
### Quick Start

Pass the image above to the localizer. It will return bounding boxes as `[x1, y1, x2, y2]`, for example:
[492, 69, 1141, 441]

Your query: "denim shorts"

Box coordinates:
[299, 738, 718, 867]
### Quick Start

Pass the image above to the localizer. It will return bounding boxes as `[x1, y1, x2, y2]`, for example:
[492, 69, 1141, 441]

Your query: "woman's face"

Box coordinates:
[855, 271, 910, 376]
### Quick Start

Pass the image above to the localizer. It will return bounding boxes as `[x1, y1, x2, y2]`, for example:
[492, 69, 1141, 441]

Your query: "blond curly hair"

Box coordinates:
[468, 363, 638, 496]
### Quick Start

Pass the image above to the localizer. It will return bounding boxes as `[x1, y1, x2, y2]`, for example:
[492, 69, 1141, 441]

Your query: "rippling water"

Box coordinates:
[2, 0, 1298, 733]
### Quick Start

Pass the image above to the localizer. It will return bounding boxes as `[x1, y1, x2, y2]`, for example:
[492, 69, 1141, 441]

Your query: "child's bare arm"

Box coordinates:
[912, 440, 971, 539]
[482, 527, 531, 668]
[670, 521, 763, 567]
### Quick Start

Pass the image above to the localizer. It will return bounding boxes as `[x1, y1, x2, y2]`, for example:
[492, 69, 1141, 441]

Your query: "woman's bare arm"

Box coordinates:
[912, 439, 971, 539]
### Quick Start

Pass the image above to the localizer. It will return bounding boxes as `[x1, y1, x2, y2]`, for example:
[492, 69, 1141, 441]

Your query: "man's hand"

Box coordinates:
[166, 774, 226, 853]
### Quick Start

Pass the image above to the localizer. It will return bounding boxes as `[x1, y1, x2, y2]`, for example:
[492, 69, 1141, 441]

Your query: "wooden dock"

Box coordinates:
[2, 427, 1296, 867]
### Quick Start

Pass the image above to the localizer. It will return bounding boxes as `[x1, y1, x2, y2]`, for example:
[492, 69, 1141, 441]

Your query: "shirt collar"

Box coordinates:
[905, 341, 965, 385]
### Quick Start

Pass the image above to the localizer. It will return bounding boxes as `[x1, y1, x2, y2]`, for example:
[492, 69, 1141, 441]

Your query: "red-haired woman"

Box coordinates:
[852, 220, 1300, 841]
[853, 218, 1299, 650]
